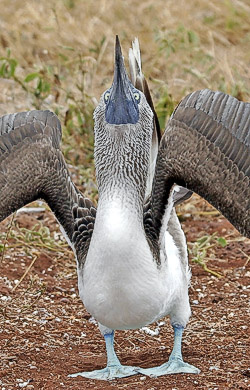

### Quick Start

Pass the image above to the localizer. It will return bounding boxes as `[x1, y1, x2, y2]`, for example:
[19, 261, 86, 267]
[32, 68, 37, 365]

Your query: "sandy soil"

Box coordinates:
[0, 198, 249, 390]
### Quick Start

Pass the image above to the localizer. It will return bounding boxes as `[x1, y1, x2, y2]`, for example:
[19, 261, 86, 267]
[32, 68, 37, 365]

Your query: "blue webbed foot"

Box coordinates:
[139, 358, 200, 377]
[68, 330, 140, 381]
[68, 364, 139, 380]
[139, 325, 200, 377]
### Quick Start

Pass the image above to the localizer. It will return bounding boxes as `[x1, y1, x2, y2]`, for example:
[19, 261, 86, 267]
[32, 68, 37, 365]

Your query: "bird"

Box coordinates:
[0, 36, 249, 381]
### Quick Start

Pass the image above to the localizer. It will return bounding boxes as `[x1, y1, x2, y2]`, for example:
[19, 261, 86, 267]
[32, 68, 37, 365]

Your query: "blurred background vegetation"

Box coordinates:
[0, 0, 249, 196]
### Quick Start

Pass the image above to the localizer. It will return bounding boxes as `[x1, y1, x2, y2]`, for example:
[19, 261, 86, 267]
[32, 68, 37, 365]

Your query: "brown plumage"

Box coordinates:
[0, 110, 95, 259]
[150, 89, 250, 238]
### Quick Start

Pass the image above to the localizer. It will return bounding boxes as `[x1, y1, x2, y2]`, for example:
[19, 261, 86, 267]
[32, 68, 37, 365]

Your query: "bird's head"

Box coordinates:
[104, 35, 141, 125]
[93, 36, 154, 196]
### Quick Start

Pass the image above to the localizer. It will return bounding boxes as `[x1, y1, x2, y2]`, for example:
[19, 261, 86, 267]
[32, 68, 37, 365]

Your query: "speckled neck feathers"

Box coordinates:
[94, 102, 154, 215]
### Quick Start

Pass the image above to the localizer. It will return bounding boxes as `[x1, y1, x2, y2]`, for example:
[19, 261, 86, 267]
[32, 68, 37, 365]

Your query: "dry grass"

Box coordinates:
[0, 0, 249, 156]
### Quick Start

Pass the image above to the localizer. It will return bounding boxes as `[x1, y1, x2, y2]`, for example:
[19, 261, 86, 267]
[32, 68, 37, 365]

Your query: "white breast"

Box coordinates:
[77, 200, 187, 330]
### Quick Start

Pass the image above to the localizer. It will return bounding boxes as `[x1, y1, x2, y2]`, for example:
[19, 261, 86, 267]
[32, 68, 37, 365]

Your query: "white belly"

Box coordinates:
[79, 237, 163, 329]
[77, 202, 187, 330]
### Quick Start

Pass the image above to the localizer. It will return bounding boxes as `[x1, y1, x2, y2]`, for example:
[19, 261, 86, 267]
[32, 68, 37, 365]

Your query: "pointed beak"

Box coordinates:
[105, 36, 139, 125]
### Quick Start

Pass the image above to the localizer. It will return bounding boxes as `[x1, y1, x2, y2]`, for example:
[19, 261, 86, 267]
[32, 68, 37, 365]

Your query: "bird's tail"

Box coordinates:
[128, 38, 192, 207]
[129, 38, 161, 198]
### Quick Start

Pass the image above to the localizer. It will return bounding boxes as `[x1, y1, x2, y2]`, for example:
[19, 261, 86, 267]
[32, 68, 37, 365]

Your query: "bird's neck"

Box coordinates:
[94, 125, 152, 219]
[98, 175, 146, 219]
[96, 161, 149, 228]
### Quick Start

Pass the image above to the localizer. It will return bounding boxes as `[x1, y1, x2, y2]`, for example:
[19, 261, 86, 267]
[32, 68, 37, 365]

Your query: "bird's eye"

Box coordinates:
[104, 92, 110, 102]
[133, 92, 140, 101]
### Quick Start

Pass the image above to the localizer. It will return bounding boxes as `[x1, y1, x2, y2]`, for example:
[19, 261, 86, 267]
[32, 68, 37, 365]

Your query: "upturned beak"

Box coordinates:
[105, 36, 139, 125]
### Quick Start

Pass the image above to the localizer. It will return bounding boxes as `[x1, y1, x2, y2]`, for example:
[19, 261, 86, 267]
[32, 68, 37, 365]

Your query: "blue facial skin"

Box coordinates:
[105, 85, 140, 125]
[105, 98, 139, 124]
[105, 35, 141, 125]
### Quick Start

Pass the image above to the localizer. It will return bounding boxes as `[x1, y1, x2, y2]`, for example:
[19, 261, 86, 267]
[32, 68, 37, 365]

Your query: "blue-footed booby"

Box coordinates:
[0, 36, 249, 381]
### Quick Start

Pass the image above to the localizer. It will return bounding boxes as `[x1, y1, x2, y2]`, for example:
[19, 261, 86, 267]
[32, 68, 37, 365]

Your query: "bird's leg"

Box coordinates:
[68, 330, 140, 380]
[138, 325, 200, 377]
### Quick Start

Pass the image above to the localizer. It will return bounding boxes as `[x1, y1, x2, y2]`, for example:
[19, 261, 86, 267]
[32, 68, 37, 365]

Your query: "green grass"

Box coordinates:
[188, 233, 228, 278]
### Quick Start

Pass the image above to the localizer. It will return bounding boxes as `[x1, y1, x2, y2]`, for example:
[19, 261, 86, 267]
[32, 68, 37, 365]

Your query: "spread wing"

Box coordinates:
[150, 89, 250, 239]
[0, 110, 96, 259]
[129, 37, 192, 204]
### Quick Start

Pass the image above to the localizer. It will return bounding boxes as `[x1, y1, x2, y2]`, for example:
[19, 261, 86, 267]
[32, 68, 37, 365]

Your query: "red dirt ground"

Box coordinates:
[0, 198, 249, 390]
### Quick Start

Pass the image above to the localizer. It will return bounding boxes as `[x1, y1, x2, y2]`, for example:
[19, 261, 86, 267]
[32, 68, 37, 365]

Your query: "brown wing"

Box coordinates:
[0, 110, 61, 136]
[0, 110, 95, 258]
[151, 89, 250, 238]
[72, 197, 96, 261]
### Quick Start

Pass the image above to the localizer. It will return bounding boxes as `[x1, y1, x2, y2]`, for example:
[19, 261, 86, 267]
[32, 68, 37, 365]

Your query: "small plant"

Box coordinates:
[155, 25, 200, 58]
[189, 232, 228, 278]
[0, 46, 96, 172]
[155, 86, 176, 130]
[24, 69, 52, 103]
[0, 49, 18, 79]
[0, 49, 56, 109]
[89, 36, 107, 57]
[9, 223, 70, 253]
